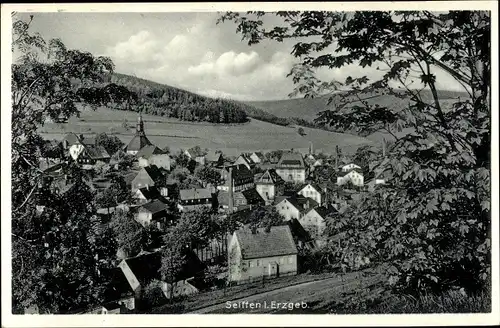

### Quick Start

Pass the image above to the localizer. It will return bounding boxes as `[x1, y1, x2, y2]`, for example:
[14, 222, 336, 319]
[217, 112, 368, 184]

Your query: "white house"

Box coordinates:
[276, 152, 306, 183]
[337, 168, 364, 187]
[275, 196, 318, 221]
[255, 169, 284, 204]
[299, 205, 337, 243]
[228, 226, 298, 284]
[297, 183, 324, 206]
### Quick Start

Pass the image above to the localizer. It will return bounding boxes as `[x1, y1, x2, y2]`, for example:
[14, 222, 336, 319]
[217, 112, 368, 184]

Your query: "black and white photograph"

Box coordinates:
[1, 2, 498, 327]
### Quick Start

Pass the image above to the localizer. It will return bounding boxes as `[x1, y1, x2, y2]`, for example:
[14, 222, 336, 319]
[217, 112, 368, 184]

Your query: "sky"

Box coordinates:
[16, 12, 466, 101]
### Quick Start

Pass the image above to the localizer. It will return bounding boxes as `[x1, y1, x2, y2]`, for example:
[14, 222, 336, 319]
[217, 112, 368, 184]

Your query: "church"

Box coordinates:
[125, 114, 154, 155]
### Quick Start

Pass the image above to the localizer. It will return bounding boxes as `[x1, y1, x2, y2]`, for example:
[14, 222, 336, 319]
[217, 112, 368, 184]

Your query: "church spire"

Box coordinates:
[136, 113, 145, 135]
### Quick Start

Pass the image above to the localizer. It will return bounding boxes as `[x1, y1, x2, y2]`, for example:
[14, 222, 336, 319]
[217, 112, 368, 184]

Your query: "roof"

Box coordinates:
[62, 133, 81, 146]
[241, 189, 265, 205]
[277, 195, 319, 212]
[143, 165, 165, 183]
[277, 152, 305, 169]
[136, 145, 164, 159]
[252, 152, 264, 159]
[236, 154, 255, 166]
[140, 199, 169, 215]
[137, 186, 162, 200]
[186, 147, 206, 158]
[80, 135, 97, 146]
[306, 204, 338, 219]
[122, 171, 139, 185]
[85, 145, 110, 160]
[286, 218, 312, 242]
[298, 182, 325, 194]
[222, 164, 253, 182]
[234, 225, 298, 260]
[218, 189, 264, 207]
[122, 251, 162, 286]
[338, 168, 364, 177]
[206, 150, 222, 162]
[256, 169, 284, 185]
[179, 188, 212, 201]
[126, 134, 153, 152]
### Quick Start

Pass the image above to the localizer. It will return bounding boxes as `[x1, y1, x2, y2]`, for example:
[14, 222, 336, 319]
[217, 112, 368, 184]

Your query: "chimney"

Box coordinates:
[228, 167, 234, 213]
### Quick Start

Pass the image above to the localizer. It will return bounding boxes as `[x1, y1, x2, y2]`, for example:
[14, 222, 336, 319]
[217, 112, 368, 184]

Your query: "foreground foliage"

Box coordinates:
[220, 10, 491, 296]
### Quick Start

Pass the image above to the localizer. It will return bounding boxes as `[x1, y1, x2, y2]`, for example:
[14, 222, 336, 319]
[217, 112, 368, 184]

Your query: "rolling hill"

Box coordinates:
[245, 89, 470, 121]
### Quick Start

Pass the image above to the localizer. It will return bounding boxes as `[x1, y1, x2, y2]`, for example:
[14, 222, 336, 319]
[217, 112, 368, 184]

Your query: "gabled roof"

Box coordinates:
[277, 152, 305, 169]
[179, 188, 212, 201]
[142, 165, 165, 183]
[85, 145, 110, 160]
[185, 147, 206, 158]
[62, 133, 82, 146]
[235, 225, 298, 260]
[277, 195, 318, 212]
[236, 154, 255, 166]
[126, 134, 153, 152]
[306, 204, 338, 219]
[137, 186, 162, 201]
[241, 189, 265, 204]
[338, 168, 364, 177]
[298, 182, 325, 194]
[140, 199, 169, 215]
[286, 218, 312, 242]
[206, 150, 223, 162]
[221, 164, 254, 183]
[252, 151, 264, 159]
[80, 134, 97, 146]
[136, 145, 164, 159]
[256, 169, 284, 185]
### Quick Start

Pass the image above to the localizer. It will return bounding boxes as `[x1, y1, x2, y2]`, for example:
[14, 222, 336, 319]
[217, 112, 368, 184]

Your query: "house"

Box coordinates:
[161, 251, 207, 299]
[255, 169, 285, 204]
[125, 114, 154, 155]
[178, 188, 213, 212]
[118, 250, 204, 306]
[297, 183, 325, 206]
[217, 188, 265, 212]
[205, 150, 224, 167]
[131, 165, 167, 195]
[97, 268, 136, 314]
[341, 163, 362, 172]
[337, 168, 364, 187]
[62, 132, 82, 150]
[218, 164, 254, 192]
[249, 152, 265, 164]
[136, 146, 171, 171]
[286, 218, 315, 252]
[234, 154, 256, 170]
[133, 186, 163, 205]
[184, 147, 207, 165]
[275, 195, 318, 221]
[228, 225, 298, 284]
[64, 133, 110, 169]
[136, 200, 171, 229]
[300, 205, 338, 242]
[276, 152, 306, 183]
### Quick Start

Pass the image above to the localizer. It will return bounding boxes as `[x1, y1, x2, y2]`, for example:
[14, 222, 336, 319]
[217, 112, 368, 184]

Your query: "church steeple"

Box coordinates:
[136, 113, 145, 135]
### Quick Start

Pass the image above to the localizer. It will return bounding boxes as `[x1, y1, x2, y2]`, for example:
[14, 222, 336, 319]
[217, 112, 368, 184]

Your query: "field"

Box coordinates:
[39, 105, 373, 156]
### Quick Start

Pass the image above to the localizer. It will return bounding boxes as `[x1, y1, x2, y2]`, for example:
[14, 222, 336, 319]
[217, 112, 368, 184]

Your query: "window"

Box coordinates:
[288, 256, 293, 264]
[249, 261, 254, 268]
[256, 260, 261, 266]
[279, 257, 284, 264]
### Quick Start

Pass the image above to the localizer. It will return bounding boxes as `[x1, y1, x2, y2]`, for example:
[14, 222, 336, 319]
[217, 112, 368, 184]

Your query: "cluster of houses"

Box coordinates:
[37, 115, 387, 314]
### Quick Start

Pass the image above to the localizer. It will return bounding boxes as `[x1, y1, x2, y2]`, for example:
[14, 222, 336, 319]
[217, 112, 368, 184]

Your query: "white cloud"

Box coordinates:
[106, 31, 161, 64]
[188, 50, 261, 77]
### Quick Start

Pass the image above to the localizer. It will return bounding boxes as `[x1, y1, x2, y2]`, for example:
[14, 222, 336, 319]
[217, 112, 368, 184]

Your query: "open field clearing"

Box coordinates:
[39, 105, 373, 156]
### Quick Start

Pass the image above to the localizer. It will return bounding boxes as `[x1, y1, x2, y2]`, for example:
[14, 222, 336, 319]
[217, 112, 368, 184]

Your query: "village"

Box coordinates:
[34, 114, 388, 314]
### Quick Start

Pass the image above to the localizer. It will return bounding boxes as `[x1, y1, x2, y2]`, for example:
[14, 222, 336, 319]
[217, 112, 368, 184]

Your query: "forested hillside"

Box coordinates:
[102, 73, 289, 125]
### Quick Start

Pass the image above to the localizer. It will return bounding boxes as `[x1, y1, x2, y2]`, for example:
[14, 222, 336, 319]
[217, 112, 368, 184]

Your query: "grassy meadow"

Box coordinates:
[39, 105, 373, 156]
